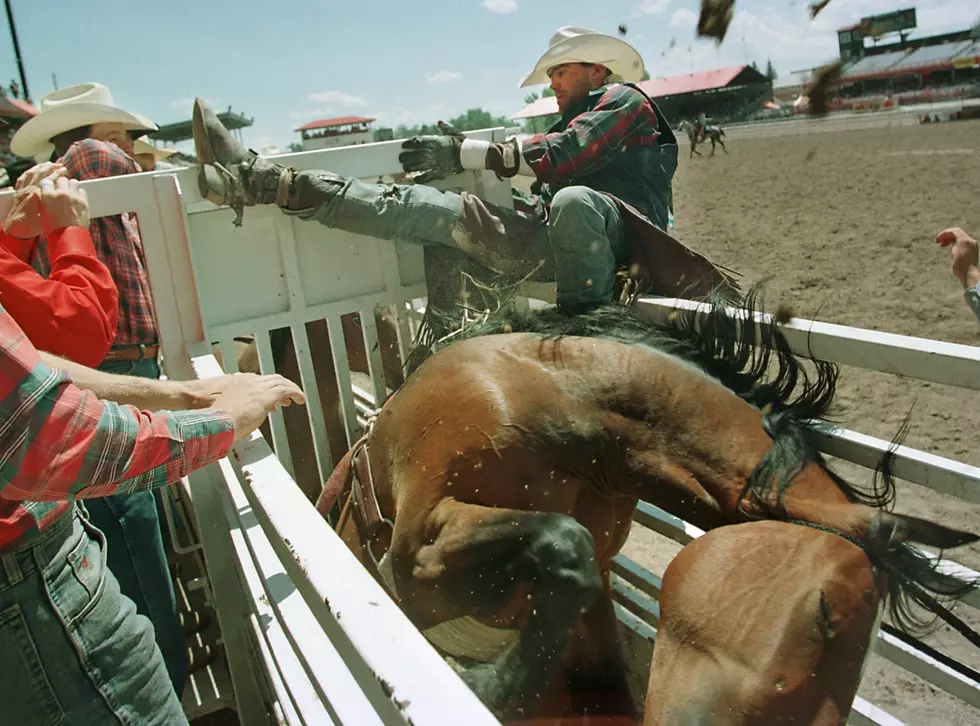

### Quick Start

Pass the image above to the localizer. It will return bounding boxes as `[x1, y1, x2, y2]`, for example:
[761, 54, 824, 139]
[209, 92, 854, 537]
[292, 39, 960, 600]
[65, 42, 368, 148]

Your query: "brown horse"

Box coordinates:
[313, 287, 979, 721]
[644, 520, 885, 726]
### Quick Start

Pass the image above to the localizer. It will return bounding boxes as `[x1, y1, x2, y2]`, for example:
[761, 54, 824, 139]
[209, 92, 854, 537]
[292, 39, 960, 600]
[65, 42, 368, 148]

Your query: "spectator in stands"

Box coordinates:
[1, 162, 117, 365]
[9, 82, 190, 695]
[189, 27, 716, 319]
[0, 316, 304, 725]
[936, 226, 980, 324]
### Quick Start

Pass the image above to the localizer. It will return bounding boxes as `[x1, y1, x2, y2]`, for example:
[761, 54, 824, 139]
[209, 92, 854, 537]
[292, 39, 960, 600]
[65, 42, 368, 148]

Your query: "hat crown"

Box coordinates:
[548, 26, 600, 48]
[39, 82, 116, 114]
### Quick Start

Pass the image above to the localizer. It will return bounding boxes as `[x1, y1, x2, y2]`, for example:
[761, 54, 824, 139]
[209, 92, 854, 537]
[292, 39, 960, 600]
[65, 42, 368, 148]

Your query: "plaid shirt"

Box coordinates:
[514, 83, 666, 222]
[0, 303, 235, 550]
[32, 139, 159, 350]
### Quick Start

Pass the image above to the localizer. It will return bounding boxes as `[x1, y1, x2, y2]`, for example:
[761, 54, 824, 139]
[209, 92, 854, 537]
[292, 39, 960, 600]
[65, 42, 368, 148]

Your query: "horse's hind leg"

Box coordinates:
[389, 500, 604, 719]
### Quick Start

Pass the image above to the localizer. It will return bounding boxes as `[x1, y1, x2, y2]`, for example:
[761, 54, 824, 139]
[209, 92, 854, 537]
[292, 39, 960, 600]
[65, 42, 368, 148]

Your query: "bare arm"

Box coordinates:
[40, 351, 211, 411]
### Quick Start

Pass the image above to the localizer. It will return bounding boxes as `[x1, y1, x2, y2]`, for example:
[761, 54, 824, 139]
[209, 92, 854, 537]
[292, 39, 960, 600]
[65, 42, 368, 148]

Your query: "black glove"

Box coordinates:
[398, 121, 467, 184]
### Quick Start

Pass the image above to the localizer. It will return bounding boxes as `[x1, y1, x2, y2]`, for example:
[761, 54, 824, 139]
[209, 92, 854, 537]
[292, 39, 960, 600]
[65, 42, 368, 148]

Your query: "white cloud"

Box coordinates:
[633, 0, 671, 17]
[426, 71, 463, 84]
[306, 91, 367, 107]
[288, 109, 331, 121]
[370, 103, 452, 128]
[481, 0, 517, 14]
[670, 8, 697, 27]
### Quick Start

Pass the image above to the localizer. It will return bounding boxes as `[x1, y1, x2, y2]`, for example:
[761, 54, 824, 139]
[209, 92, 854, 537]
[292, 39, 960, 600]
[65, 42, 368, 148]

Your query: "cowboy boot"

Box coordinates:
[193, 97, 347, 227]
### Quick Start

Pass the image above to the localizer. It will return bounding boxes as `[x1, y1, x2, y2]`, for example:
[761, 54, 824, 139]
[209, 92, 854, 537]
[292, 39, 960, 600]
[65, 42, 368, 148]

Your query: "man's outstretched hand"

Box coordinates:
[936, 227, 979, 289]
[205, 373, 306, 441]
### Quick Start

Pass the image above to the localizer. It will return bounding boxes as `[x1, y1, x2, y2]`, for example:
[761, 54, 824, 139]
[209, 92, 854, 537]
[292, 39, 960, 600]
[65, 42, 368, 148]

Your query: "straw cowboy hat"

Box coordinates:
[519, 26, 645, 88]
[10, 82, 157, 162]
[133, 138, 175, 161]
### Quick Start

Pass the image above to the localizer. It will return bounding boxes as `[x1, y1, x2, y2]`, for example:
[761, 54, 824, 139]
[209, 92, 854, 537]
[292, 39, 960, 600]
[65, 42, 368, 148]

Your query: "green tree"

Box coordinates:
[765, 58, 777, 82]
[288, 142, 303, 153]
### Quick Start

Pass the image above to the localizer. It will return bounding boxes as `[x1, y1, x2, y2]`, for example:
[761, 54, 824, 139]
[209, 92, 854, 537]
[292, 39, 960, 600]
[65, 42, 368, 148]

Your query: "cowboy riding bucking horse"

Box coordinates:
[190, 26, 737, 347]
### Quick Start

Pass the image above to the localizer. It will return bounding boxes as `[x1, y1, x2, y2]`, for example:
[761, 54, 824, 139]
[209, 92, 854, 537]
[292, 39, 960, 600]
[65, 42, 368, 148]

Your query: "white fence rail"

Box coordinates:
[3, 128, 978, 725]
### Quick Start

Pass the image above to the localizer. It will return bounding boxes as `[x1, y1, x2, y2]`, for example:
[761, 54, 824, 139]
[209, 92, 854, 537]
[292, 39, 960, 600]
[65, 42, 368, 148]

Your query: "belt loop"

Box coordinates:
[1, 551, 23, 587]
[138, 343, 146, 362]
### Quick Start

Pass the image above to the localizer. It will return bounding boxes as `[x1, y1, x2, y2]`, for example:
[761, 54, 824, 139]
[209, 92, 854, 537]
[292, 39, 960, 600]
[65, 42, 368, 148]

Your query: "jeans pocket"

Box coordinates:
[53, 515, 109, 628]
[0, 603, 65, 725]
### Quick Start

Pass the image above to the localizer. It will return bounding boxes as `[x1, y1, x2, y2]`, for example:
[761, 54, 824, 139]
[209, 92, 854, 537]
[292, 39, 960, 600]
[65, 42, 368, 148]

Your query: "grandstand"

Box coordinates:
[807, 7, 979, 110]
[511, 65, 772, 127]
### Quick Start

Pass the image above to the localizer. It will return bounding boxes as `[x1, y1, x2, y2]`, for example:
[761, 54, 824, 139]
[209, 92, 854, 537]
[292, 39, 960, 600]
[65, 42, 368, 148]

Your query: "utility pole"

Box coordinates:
[3, 0, 30, 102]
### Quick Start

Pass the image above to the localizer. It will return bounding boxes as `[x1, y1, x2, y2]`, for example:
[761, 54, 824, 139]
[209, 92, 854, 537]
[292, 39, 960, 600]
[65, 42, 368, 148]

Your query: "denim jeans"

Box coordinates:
[87, 354, 189, 698]
[0, 506, 188, 725]
[300, 177, 627, 312]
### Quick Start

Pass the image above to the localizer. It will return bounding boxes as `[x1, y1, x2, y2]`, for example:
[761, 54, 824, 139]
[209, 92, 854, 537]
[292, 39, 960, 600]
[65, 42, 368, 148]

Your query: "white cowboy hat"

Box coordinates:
[133, 138, 175, 161]
[10, 82, 158, 162]
[519, 26, 645, 88]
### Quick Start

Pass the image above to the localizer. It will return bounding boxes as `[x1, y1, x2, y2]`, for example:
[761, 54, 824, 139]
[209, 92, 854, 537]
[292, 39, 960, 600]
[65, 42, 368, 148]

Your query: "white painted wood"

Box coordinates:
[356, 307, 389, 409]
[874, 626, 980, 708]
[848, 696, 905, 726]
[807, 422, 980, 504]
[325, 315, 360, 450]
[253, 330, 295, 479]
[217, 456, 380, 725]
[183, 465, 270, 726]
[634, 296, 980, 392]
[289, 321, 336, 480]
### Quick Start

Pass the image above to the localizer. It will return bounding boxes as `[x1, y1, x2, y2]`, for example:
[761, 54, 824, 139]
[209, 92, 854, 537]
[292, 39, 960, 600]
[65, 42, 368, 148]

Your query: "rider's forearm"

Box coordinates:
[459, 139, 538, 179]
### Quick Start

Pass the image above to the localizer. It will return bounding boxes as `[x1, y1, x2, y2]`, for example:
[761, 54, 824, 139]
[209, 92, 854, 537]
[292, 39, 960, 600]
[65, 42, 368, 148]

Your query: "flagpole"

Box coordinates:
[3, 0, 30, 102]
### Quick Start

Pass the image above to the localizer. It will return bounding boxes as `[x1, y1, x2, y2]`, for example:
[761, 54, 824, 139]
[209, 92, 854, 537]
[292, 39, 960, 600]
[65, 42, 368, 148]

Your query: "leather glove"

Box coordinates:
[398, 121, 466, 184]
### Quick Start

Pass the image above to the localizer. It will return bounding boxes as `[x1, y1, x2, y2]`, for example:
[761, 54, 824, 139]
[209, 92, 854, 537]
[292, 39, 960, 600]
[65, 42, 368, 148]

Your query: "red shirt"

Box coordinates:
[32, 139, 159, 350]
[0, 304, 235, 550]
[0, 227, 118, 367]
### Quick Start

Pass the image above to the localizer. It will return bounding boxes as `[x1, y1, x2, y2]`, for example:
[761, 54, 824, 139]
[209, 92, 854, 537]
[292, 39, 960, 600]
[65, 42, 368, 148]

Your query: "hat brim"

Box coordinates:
[133, 138, 175, 160]
[10, 103, 158, 160]
[519, 33, 645, 88]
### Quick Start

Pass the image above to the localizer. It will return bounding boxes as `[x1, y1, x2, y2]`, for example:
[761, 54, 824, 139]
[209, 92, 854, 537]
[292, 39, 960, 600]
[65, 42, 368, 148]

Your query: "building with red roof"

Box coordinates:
[295, 115, 379, 151]
[511, 64, 772, 126]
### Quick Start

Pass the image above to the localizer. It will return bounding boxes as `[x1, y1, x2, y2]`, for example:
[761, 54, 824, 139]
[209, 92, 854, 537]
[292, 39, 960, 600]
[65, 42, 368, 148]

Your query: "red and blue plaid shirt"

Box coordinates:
[0, 303, 235, 550]
[32, 139, 159, 350]
[513, 83, 668, 224]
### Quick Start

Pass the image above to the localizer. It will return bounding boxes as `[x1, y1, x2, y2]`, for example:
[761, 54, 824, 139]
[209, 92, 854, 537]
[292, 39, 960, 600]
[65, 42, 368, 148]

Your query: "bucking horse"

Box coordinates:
[313, 284, 980, 723]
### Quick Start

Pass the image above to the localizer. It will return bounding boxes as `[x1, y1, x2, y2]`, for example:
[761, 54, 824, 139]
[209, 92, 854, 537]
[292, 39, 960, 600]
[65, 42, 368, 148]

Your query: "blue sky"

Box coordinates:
[3, 0, 977, 153]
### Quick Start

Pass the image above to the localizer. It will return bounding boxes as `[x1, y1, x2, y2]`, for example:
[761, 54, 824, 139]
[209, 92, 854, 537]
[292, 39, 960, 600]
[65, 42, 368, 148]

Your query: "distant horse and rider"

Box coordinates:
[679, 118, 728, 158]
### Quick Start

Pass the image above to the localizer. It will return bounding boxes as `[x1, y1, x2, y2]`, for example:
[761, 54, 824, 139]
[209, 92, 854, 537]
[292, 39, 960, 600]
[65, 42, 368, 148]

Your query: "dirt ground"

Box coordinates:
[619, 118, 980, 724]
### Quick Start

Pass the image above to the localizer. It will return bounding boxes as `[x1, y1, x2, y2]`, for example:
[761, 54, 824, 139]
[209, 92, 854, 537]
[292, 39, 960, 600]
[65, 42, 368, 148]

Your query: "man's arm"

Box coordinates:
[459, 85, 659, 183]
[0, 227, 118, 366]
[0, 314, 235, 502]
[936, 227, 980, 324]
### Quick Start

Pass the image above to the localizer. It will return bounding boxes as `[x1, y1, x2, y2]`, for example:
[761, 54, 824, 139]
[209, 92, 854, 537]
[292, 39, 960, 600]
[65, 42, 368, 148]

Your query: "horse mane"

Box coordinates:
[433, 283, 979, 636]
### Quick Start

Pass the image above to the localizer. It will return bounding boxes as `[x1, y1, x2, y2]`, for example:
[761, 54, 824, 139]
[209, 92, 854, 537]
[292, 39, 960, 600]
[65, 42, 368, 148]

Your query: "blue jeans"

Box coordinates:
[300, 178, 627, 312]
[0, 506, 187, 725]
[87, 355, 189, 698]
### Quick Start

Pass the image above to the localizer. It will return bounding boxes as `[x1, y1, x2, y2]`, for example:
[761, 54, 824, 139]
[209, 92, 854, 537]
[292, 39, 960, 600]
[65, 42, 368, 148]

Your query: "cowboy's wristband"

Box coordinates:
[459, 139, 491, 171]
[965, 281, 980, 324]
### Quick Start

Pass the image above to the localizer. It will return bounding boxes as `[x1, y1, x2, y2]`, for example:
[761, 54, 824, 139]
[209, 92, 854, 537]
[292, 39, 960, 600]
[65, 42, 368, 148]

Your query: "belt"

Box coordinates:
[103, 343, 160, 362]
